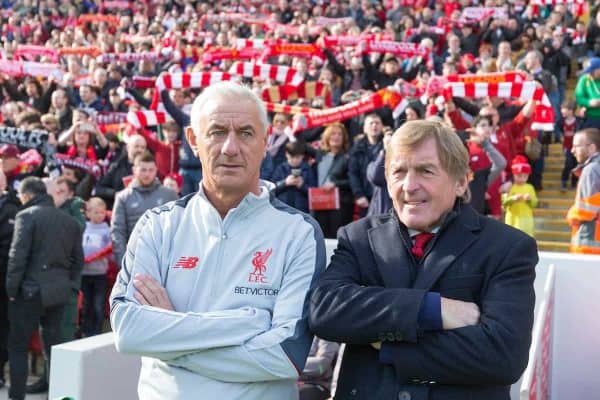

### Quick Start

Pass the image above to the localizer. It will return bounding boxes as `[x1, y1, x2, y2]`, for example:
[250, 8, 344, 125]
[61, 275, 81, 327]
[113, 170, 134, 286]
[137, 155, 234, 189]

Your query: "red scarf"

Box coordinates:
[67, 145, 97, 161]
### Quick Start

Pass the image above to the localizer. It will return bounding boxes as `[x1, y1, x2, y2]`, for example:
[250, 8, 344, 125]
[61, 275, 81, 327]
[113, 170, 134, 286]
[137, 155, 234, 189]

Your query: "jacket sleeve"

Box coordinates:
[366, 150, 386, 188]
[379, 234, 538, 386]
[348, 150, 366, 199]
[110, 192, 128, 268]
[481, 139, 506, 186]
[69, 227, 84, 291]
[161, 89, 190, 128]
[5, 212, 33, 299]
[308, 225, 427, 344]
[300, 339, 339, 380]
[110, 211, 274, 361]
[95, 165, 119, 201]
[166, 221, 326, 382]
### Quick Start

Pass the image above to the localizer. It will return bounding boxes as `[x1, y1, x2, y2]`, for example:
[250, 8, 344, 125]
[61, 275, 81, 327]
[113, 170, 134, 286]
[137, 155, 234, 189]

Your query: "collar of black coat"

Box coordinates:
[22, 193, 54, 209]
[391, 199, 476, 238]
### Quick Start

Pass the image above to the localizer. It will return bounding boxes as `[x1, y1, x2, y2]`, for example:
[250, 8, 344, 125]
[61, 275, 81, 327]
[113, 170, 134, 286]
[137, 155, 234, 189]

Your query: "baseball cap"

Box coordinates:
[584, 57, 600, 74]
[0, 144, 20, 158]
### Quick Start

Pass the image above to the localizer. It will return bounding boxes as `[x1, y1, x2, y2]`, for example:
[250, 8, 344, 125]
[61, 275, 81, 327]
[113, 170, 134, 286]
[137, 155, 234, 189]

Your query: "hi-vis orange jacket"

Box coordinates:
[567, 153, 600, 254]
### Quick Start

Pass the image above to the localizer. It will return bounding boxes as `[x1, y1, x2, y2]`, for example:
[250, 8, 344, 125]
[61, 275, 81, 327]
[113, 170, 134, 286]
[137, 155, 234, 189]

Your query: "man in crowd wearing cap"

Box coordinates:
[575, 57, 600, 129]
[567, 128, 600, 254]
[363, 53, 402, 90]
[309, 120, 537, 400]
[0, 144, 44, 195]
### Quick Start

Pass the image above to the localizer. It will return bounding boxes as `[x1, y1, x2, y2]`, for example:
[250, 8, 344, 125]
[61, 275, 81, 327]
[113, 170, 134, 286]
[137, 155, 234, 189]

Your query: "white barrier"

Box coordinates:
[48, 250, 599, 400]
[520, 264, 556, 400]
[49, 333, 140, 400]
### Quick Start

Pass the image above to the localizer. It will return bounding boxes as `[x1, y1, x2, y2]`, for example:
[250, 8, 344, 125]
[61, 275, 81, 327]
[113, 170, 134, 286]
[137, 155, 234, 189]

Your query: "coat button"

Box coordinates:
[398, 391, 411, 400]
[42, 265, 47, 270]
[350, 388, 357, 396]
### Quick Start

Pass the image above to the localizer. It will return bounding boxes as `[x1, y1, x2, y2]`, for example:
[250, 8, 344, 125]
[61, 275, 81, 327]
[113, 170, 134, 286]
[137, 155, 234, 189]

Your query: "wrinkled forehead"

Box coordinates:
[200, 99, 265, 134]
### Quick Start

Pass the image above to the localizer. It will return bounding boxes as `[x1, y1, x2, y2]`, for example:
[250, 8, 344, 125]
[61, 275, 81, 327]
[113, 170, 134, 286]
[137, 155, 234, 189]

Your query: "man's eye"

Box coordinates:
[209, 130, 226, 137]
[240, 130, 253, 137]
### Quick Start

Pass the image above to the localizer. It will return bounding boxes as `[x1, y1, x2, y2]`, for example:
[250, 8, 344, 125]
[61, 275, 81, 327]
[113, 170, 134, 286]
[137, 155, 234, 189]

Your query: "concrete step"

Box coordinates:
[544, 165, 564, 173]
[538, 189, 576, 198]
[535, 218, 571, 231]
[541, 180, 569, 190]
[536, 240, 570, 252]
[538, 198, 574, 209]
[545, 156, 564, 164]
[535, 230, 571, 241]
[543, 171, 562, 180]
[534, 208, 567, 218]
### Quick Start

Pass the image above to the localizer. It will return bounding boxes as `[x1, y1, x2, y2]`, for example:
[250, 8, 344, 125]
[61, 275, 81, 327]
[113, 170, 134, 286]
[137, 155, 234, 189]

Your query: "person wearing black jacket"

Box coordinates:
[0, 76, 57, 115]
[348, 113, 384, 218]
[6, 177, 83, 400]
[0, 173, 19, 389]
[94, 134, 147, 209]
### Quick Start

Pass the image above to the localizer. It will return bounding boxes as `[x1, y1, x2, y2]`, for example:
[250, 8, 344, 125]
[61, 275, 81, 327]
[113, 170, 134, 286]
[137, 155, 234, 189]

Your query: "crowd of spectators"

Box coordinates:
[0, 0, 599, 397]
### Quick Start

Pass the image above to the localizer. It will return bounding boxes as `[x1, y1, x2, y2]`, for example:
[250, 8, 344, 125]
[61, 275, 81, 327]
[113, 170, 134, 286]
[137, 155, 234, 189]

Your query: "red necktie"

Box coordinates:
[411, 232, 434, 260]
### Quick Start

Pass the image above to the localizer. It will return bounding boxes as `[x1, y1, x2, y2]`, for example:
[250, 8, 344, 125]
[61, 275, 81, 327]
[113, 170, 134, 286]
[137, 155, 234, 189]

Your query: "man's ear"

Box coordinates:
[185, 126, 197, 155]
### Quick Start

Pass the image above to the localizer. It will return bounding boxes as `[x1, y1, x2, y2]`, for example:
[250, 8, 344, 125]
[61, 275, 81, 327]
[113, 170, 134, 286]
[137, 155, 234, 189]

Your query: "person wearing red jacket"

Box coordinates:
[139, 120, 181, 179]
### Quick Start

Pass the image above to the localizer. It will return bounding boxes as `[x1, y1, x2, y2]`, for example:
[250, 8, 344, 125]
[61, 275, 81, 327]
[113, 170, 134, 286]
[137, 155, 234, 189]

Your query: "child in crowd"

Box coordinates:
[502, 156, 539, 237]
[558, 100, 581, 191]
[163, 172, 183, 196]
[81, 197, 112, 337]
[271, 141, 315, 213]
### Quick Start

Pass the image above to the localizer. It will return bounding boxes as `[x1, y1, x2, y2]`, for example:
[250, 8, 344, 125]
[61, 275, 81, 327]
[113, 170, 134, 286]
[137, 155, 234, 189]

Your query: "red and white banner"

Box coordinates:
[292, 88, 408, 132]
[150, 72, 238, 110]
[202, 47, 263, 64]
[126, 110, 166, 128]
[461, 7, 506, 21]
[362, 41, 429, 57]
[97, 52, 164, 63]
[443, 81, 555, 131]
[13, 45, 59, 63]
[234, 38, 267, 50]
[314, 16, 354, 26]
[261, 81, 332, 107]
[99, 1, 133, 10]
[261, 42, 325, 63]
[229, 62, 305, 86]
[54, 153, 102, 177]
[520, 264, 555, 400]
[0, 60, 23, 77]
[323, 33, 393, 47]
[22, 61, 64, 80]
[445, 71, 528, 84]
[155, 72, 238, 91]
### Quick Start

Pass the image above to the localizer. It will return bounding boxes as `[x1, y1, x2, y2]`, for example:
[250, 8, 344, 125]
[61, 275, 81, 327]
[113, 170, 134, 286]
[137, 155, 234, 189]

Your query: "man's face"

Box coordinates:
[364, 116, 383, 141]
[127, 137, 147, 162]
[51, 90, 67, 109]
[79, 86, 91, 103]
[386, 137, 468, 231]
[383, 60, 399, 76]
[134, 161, 158, 187]
[0, 156, 19, 173]
[52, 182, 72, 208]
[186, 97, 267, 196]
[572, 132, 593, 163]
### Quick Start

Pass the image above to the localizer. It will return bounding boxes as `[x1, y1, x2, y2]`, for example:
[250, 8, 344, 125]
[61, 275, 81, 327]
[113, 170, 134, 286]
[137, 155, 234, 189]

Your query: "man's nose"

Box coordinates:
[221, 130, 240, 156]
[402, 170, 420, 192]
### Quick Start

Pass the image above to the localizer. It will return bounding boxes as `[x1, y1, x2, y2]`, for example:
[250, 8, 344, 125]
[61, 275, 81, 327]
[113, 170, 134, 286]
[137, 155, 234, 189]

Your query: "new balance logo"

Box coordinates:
[173, 256, 199, 269]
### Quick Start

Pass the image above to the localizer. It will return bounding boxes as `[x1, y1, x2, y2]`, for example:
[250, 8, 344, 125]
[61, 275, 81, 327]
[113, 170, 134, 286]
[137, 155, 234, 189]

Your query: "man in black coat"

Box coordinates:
[5, 177, 83, 400]
[309, 121, 537, 400]
[0, 170, 19, 389]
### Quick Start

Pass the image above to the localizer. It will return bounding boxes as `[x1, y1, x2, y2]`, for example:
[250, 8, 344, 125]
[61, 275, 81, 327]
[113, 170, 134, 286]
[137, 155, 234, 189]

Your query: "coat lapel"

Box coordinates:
[413, 206, 481, 291]
[368, 217, 412, 288]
